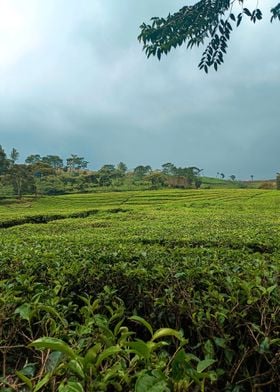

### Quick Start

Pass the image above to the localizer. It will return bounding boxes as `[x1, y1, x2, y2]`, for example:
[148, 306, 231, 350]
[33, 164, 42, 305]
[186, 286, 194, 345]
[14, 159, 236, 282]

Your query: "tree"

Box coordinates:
[66, 154, 88, 171]
[41, 155, 63, 170]
[162, 163, 202, 187]
[230, 174, 236, 181]
[99, 164, 116, 174]
[0, 145, 9, 174]
[162, 162, 176, 175]
[250, 174, 254, 181]
[97, 165, 117, 186]
[25, 154, 42, 165]
[146, 171, 167, 188]
[116, 162, 128, 175]
[6, 164, 35, 198]
[220, 173, 225, 179]
[139, 1, 280, 72]
[175, 166, 202, 186]
[10, 148, 19, 165]
[30, 162, 55, 178]
[133, 165, 152, 179]
[36, 176, 65, 195]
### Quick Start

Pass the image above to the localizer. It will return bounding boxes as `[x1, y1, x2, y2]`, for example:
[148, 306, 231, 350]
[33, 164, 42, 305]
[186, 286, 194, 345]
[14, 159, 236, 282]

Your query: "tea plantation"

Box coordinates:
[0, 189, 279, 391]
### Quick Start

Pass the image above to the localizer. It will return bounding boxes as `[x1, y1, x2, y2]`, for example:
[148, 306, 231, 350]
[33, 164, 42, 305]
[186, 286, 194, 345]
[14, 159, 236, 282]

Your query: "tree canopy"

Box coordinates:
[138, 0, 280, 72]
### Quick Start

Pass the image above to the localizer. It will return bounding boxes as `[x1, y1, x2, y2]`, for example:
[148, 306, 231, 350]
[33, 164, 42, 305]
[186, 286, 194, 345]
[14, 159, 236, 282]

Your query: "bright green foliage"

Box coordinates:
[0, 189, 279, 390]
[139, 0, 280, 72]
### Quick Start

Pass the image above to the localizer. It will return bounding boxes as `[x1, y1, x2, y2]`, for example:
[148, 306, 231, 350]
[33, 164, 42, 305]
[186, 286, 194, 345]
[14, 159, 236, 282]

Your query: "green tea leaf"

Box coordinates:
[68, 359, 85, 379]
[114, 318, 125, 336]
[214, 337, 227, 348]
[267, 284, 277, 294]
[30, 337, 76, 360]
[33, 372, 51, 392]
[58, 381, 84, 392]
[270, 338, 280, 346]
[38, 304, 67, 326]
[46, 351, 63, 373]
[171, 350, 189, 380]
[197, 359, 216, 373]
[15, 371, 32, 390]
[20, 362, 36, 377]
[95, 346, 121, 368]
[152, 328, 183, 341]
[135, 372, 170, 392]
[14, 303, 33, 322]
[184, 353, 200, 363]
[127, 339, 150, 359]
[204, 339, 215, 359]
[129, 315, 153, 336]
[259, 337, 270, 354]
[84, 343, 102, 368]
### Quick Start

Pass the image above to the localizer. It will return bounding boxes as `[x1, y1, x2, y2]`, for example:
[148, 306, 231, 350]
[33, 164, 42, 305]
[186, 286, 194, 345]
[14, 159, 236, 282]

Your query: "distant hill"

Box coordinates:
[200, 176, 243, 189]
[201, 177, 276, 189]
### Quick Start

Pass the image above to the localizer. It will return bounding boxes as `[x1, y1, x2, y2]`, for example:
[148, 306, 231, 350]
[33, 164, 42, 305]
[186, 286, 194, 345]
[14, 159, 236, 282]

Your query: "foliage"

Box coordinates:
[41, 155, 64, 169]
[0, 189, 280, 390]
[163, 165, 203, 188]
[133, 165, 152, 179]
[31, 162, 56, 178]
[117, 162, 128, 174]
[10, 148, 19, 165]
[66, 154, 88, 171]
[5, 164, 36, 198]
[162, 163, 177, 176]
[25, 154, 42, 165]
[146, 172, 167, 188]
[36, 175, 67, 195]
[2, 144, 276, 197]
[138, 0, 280, 72]
[0, 145, 10, 175]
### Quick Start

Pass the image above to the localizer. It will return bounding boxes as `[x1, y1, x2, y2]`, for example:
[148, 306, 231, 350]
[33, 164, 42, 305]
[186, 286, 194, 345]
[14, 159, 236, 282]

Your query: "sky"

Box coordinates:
[0, 0, 279, 179]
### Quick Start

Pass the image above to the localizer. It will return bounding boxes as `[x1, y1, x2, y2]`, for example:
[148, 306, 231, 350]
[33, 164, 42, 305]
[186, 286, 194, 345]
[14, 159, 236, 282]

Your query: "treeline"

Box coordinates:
[0, 146, 204, 197]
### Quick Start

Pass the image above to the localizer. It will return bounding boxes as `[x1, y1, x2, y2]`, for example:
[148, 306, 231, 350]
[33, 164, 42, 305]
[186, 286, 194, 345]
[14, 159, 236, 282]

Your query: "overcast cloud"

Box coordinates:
[0, 0, 279, 179]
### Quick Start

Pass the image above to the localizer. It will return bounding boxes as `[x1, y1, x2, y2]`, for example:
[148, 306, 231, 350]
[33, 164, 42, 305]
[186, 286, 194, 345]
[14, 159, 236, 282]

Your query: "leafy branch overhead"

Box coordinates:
[138, 0, 280, 72]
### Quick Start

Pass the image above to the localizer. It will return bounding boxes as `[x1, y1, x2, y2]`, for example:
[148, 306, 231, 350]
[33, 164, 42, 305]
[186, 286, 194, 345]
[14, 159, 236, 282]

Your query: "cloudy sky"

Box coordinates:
[0, 0, 279, 179]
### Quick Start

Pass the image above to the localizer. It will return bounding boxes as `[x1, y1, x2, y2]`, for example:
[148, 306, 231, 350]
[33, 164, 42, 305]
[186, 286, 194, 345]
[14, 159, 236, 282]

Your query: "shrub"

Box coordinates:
[258, 182, 275, 189]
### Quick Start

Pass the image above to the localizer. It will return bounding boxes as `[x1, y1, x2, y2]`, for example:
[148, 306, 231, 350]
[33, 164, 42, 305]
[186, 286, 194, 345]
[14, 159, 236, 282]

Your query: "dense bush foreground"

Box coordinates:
[0, 189, 279, 391]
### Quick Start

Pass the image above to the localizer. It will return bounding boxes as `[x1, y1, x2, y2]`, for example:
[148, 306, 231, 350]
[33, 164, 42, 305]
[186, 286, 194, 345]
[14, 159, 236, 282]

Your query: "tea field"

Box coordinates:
[0, 189, 279, 391]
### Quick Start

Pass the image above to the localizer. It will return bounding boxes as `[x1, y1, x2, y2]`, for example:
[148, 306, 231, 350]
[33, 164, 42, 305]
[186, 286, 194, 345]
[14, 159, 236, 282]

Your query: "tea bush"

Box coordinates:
[0, 189, 279, 390]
